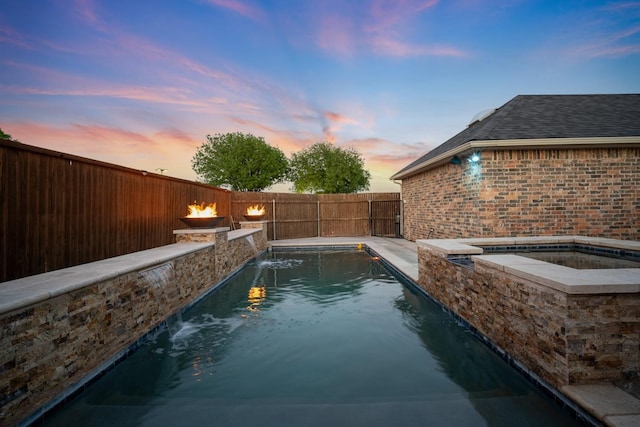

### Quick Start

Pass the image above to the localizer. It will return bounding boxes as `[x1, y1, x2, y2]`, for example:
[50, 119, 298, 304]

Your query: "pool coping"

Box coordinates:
[417, 235, 640, 294]
[0, 228, 260, 315]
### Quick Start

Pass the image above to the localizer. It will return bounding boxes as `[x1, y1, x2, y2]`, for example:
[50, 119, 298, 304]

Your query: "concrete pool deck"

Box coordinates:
[269, 236, 640, 427]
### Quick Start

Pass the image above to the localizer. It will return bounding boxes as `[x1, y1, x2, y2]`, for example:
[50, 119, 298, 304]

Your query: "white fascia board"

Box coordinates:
[389, 136, 640, 181]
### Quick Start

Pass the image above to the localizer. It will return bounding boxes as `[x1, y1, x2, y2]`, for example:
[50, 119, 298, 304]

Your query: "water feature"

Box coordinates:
[245, 234, 260, 256]
[139, 262, 184, 337]
[38, 250, 584, 427]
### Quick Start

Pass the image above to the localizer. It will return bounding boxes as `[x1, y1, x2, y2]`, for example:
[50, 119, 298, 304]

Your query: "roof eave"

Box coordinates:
[389, 136, 640, 181]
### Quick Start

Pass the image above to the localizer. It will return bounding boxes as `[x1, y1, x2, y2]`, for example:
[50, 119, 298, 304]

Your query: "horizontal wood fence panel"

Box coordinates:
[1, 139, 400, 281]
[1, 140, 231, 282]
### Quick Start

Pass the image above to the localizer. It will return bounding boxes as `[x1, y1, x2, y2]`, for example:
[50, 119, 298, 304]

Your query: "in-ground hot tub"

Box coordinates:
[425, 236, 640, 293]
[416, 235, 640, 392]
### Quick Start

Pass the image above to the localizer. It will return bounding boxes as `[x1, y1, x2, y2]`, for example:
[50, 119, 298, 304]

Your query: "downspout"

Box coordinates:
[392, 179, 403, 238]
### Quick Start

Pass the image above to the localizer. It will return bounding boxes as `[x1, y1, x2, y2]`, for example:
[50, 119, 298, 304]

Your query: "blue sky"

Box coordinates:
[1, 0, 639, 192]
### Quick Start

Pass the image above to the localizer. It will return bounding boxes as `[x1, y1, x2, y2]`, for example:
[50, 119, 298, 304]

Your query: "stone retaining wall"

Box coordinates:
[1, 227, 267, 426]
[417, 246, 640, 388]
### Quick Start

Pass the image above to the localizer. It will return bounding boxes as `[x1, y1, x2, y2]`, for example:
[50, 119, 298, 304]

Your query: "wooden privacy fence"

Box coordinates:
[1, 139, 401, 282]
[1, 139, 231, 282]
[231, 192, 401, 240]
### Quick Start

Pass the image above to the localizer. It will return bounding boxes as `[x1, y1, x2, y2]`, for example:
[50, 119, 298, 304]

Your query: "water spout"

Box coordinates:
[245, 234, 260, 256]
[140, 262, 183, 336]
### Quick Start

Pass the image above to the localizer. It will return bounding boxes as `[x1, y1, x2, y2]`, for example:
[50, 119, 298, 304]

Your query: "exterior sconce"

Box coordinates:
[468, 152, 480, 164]
[450, 156, 461, 165]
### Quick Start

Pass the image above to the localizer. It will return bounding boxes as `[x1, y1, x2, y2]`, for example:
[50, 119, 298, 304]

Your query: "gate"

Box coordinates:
[370, 199, 402, 237]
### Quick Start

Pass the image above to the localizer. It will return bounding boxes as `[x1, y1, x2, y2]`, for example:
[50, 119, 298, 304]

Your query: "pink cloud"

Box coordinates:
[0, 80, 209, 108]
[230, 116, 318, 154]
[343, 137, 426, 163]
[370, 36, 468, 57]
[367, 0, 439, 33]
[316, 15, 357, 57]
[4, 121, 202, 180]
[4, 5, 245, 94]
[571, 24, 640, 57]
[320, 111, 358, 143]
[314, 0, 465, 58]
[0, 25, 32, 49]
[324, 111, 358, 125]
[73, 0, 100, 24]
[205, 0, 266, 22]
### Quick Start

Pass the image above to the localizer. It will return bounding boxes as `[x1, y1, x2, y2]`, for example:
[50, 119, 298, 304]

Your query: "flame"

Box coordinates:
[246, 204, 265, 216]
[186, 201, 217, 218]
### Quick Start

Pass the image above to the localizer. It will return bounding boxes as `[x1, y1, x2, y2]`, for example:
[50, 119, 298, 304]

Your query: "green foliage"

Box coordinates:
[191, 132, 289, 192]
[288, 142, 371, 194]
[0, 128, 13, 140]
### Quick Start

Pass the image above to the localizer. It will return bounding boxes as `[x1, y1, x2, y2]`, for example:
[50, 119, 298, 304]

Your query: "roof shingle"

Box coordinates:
[392, 94, 640, 179]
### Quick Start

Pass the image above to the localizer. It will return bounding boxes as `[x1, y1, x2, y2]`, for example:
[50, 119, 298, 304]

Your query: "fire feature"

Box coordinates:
[244, 204, 266, 221]
[179, 201, 225, 228]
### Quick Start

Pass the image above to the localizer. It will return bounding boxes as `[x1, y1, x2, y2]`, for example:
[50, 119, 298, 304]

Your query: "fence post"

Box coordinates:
[368, 200, 372, 236]
[317, 200, 321, 237]
[272, 199, 276, 240]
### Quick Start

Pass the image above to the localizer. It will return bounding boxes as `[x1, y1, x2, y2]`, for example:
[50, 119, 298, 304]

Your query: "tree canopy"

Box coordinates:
[288, 142, 371, 194]
[0, 128, 13, 140]
[191, 132, 289, 192]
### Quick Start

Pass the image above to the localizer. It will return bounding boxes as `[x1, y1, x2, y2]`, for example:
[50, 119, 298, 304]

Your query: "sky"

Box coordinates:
[1, 1, 639, 192]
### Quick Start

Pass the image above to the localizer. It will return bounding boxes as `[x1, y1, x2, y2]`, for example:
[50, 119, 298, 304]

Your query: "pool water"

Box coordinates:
[512, 250, 640, 269]
[38, 250, 582, 427]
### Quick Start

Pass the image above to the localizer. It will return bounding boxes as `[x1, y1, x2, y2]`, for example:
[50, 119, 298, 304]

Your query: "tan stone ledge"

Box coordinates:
[561, 383, 640, 425]
[0, 242, 215, 315]
[474, 255, 640, 294]
[419, 239, 484, 256]
[417, 236, 640, 295]
[228, 228, 262, 241]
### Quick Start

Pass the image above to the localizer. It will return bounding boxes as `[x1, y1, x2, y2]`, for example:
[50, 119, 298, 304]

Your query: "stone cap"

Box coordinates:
[473, 254, 640, 294]
[0, 242, 214, 315]
[417, 236, 640, 295]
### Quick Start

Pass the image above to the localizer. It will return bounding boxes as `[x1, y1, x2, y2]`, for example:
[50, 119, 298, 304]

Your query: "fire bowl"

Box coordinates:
[243, 214, 265, 221]
[179, 216, 225, 228]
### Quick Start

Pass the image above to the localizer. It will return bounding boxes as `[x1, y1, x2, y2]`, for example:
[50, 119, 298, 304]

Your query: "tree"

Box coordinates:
[0, 128, 13, 140]
[288, 142, 371, 194]
[192, 132, 289, 192]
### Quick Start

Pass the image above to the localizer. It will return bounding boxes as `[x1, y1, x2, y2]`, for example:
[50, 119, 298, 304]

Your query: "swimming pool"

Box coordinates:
[37, 249, 583, 426]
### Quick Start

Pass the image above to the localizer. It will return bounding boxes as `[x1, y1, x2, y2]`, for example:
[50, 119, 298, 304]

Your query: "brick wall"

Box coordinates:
[417, 247, 640, 388]
[402, 148, 640, 241]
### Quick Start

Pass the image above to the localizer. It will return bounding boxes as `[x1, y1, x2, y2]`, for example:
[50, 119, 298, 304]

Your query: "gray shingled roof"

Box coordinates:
[392, 94, 640, 179]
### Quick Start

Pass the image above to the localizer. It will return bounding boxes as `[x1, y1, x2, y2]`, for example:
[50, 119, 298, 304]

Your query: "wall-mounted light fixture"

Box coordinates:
[468, 152, 480, 164]
[450, 156, 461, 165]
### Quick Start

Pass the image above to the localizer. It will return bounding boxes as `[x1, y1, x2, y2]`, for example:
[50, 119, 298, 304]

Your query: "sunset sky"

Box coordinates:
[1, 1, 639, 192]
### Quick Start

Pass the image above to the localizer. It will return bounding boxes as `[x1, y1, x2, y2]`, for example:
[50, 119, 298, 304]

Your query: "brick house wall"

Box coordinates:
[401, 147, 640, 241]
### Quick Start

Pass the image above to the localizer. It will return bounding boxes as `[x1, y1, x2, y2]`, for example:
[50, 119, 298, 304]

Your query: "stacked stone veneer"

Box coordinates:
[402, 148, 640, 241]
[1, 226, 267, 426]
[417, 246, 640, 388]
